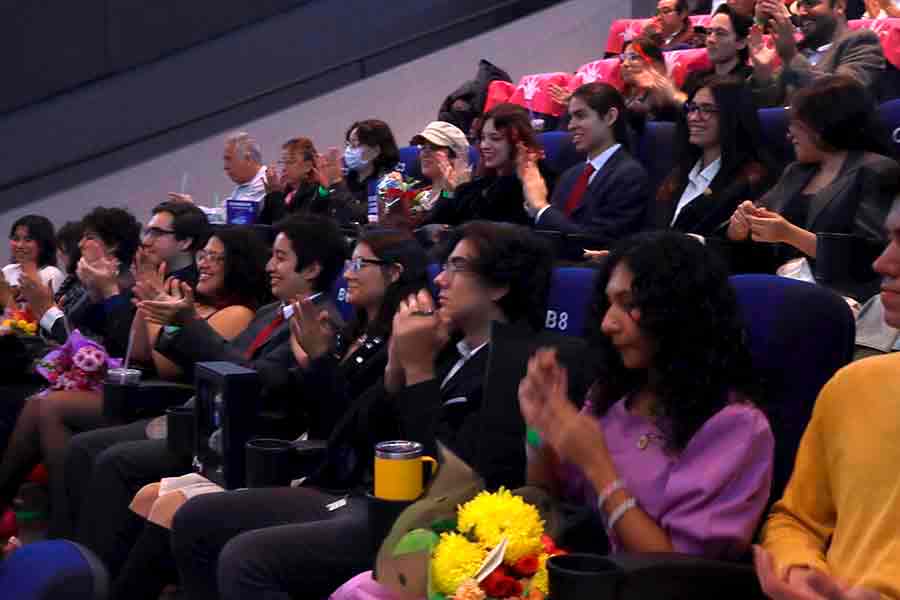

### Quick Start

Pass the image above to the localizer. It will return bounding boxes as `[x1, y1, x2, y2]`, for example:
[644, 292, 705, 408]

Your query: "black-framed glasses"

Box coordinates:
[683, 102, 720, 119]
[441, 256, 475, 276]
[196, 250, 226, 264]
[345, 257, 390, 272]
[142, 226, 177, 239]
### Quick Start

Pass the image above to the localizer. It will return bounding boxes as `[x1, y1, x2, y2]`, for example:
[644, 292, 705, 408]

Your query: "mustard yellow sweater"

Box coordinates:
[761, 353, 900, 599]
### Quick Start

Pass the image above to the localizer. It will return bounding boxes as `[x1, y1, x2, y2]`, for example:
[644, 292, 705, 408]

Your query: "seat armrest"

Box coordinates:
[103, 379, 194, 422]
[605, 552, 760, 600]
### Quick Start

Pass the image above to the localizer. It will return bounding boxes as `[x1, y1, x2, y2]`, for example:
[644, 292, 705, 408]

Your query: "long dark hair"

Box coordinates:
[473, 104, 542, 178]
[658, 76, 777, 202]
[791, 75, 895, 158]
[345, 228, 429, 343]
[199, 228, 272, 311]
[9, 215, 57, 268]
[587, 231, 759, 452]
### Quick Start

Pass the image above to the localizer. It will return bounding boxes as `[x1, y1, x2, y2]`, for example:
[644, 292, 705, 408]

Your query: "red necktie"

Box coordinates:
[563, 163, 596, 217]
[244, 313, 284, 359]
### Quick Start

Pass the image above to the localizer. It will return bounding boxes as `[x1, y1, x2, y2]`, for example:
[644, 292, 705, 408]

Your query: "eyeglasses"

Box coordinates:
[345, 257, 390, 272]
[440, 256, 475, 277]
[196, 250, 226, 264]
[142, 226, 177, 240]
[683, 102, 720, 119]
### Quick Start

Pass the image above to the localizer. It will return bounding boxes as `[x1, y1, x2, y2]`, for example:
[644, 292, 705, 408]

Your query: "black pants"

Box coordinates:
[68, 422, 190, 576]
[172, 487, 372, 600]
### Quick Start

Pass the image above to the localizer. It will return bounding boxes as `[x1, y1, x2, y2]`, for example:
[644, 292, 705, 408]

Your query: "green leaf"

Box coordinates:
[393, 529, 440, 556]
[429, 517, 458, 534]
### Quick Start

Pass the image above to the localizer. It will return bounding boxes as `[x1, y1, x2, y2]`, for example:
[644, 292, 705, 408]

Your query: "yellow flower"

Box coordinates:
[1, 320, 11, 328]
[531, 553, 550, 594]
[456, 488, 544, 563]
[16, 319, 28, 329]
[431, 532, 486, 596]
[24, 323, 37, 334]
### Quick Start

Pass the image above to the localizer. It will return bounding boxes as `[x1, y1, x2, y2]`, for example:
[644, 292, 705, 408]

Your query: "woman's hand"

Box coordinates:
[263, 164, 285, 194]
[137, 278, 198, 326]
[748, 25, 778, 82]
[132, 249, 167, 301]
[18, 267, 54, 319]
[391, 290, 450, 386]
[77, 255, 121, 300]
[548, 83, 572, 107]
[727, 200, 755, 241]
[748, 208, 794, 244]
[516, 142, 549, 218]
[0, 275, 13, 309]
[317, 148, 344, 187]
[434, 153, 471, 192]
[642, 70, 686, 108]
[287, 297, 335, 362]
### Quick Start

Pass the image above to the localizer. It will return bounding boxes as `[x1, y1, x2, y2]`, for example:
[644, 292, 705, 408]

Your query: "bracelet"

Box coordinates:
[606, 497, 637, 532]
[596, 479, 625, 512]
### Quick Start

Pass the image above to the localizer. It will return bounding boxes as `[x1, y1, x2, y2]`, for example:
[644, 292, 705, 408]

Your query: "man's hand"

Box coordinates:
[516, 142, 549, 218]
[749, 25, 778, 82]
[391, 290, 450, 385]
[317, 148, 344, 187]
[287, 296, 335, 362]
[263, 164, 285, 194]
[549, 83, 572, 106]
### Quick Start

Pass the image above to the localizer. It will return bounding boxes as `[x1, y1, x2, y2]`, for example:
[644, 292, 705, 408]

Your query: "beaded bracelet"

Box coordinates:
[596, 478, 626, 512]
[606, 497, 637, 531]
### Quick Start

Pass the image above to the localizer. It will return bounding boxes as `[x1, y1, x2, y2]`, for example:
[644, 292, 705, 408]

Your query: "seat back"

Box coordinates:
[397, 146, 423, 181]
[544, 267, 601, 336]
[730, 275, 855, 505]
[880, 99, 900, 155]
[848, 18, 900, 69]
[330, 272, 354, 322]
[757, 106, 794, 169]
[663, 48, 711, 89]
[484, 80, 516, 114]
[508, 72, 573, 118]
[0, 540, 109, 600]
[538, 131, 586, 175]
[570, 58, 624, 91]
[635, 121, 677, 192]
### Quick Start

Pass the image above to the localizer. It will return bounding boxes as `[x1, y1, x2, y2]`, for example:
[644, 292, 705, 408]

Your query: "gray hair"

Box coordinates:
[225, 131, 262, 164]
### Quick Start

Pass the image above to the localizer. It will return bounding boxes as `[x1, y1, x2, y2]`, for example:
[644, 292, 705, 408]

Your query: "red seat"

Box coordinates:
[606, 15, 712, 55]
[483, 80, 516, 113]
[848, 18, 900, 70]
[663, 48, 712, 88]
[569, 58, 624, 91]
[508, 72, 573, 117]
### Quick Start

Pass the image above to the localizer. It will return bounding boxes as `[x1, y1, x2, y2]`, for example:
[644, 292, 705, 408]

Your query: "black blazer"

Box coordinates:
[536, 148, 650, 245]
[259, 182, 331, 225]
[733, 151, 900, 272]
[651, 159, 772, 237]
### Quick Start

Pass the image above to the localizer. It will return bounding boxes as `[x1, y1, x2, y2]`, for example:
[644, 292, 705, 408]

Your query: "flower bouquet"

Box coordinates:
[0, 308, 38, 336]
[374, 171, 423, 229]
[36, 330, 121, 394]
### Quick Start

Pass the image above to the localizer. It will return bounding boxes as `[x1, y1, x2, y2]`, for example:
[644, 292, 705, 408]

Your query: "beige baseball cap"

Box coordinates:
[410, 121, 469, 159]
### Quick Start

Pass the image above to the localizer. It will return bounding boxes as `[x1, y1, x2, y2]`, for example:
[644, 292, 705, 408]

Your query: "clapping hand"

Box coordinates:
[287, 296, 335, 363]
[748, 207, 794, 244]
[137, 278, 197, 326]
[519, 349, 583, 458]
[264, 164, 285, 194]
[434, 153, 471, 191]
[748, 25, 778, 81]
[516, 142, 549, 217]
[728, 200, 756, 241]
[18, 264, 55, 319]
[132, 258, 168, 302]
[391, 290, 450, 384]
[77, 255, 121, 300]
[317, 148, 344, 187]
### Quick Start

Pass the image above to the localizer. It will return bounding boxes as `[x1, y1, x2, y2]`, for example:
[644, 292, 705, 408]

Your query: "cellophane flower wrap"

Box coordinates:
[411, 488, 565, 600]
[35, 330, 121, 394]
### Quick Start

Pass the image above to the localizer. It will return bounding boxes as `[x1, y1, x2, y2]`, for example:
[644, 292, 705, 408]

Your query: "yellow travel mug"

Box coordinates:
[374, 441, 438, 501]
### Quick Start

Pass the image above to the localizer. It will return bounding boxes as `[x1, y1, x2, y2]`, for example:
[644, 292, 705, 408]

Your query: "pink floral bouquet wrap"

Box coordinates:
[36, 330, 121, 394]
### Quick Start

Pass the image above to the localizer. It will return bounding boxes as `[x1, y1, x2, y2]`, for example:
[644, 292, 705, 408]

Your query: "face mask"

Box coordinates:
[344, 146, 370, 172]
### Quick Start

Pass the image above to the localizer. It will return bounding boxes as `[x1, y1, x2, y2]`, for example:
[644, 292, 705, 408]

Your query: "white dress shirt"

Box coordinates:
[441, 339, 488, 393]
[671, 157, 721, 225]
[229, 165, 268, 214]
[535, 143, 622, 223]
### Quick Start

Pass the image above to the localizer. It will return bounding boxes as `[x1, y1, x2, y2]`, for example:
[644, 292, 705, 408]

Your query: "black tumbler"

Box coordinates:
[548, 553, 624, 600]
[166, 406, 195, 460]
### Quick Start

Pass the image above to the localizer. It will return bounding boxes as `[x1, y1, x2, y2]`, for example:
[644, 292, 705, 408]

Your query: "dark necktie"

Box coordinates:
[244, 313, 284, 359]
[563, 163, 596, 217]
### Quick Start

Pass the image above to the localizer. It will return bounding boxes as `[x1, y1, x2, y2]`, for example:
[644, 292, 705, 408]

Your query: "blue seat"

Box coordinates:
[537, 131, 585, 175]
[0, 540, 108, 600]
[544, 267, 600, 336]
[330, 272, 354, 322]
[397, 146, 422, 180]
[879, 99, 900, 157]
[635, 121, 677, 192]
[757, 106, 794, 168]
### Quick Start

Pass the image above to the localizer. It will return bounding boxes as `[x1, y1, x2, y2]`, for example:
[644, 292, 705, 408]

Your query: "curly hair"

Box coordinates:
[587, 231, 759, 452]
[473, 104, 542, 178]
[9, 214, 57, 268]
[81, 207, 142, 270]
[441, 221, 553, 331]
[202, 227, 272, 311]
[345, 227, 429, 342]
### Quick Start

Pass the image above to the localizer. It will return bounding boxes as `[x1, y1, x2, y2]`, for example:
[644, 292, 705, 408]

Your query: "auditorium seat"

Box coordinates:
[569, 58, 624, 91]
[757, 106, 794, 168]
[879, 99, 900, 155]
[0, 540, 108, 600]
[544, 267, 600, 337]
[508, 72, 573, 128]
[537, 131, 585, 175]
[635, 121, 677, 192]
[848, 18, 900, 70]
[605, 16, 712, 56]
[330, 272, 354, 321]
[484, 80, 516, 114]
[663, 48, 711, 89]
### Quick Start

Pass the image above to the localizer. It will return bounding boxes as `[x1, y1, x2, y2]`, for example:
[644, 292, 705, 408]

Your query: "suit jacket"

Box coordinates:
[651, 159, 772, 236]
[733, 151, 900, 272]
[752, 27, 885, 107]
[259, 182, 331, 225]
[537, 148, 650, 245]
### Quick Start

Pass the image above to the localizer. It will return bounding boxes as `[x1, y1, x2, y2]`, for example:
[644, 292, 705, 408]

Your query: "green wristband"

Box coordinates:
[526, 427, 542, 449]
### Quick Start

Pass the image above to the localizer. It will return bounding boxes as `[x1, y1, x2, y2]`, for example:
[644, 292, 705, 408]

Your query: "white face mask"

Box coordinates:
[343, 146, 370, 172]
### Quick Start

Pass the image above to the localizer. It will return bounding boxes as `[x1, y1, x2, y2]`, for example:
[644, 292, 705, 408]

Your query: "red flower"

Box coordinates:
[480, 567, 522, 598]
[510, 555, 539, 577]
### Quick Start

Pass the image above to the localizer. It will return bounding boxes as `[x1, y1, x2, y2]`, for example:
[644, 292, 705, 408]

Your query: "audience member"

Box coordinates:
[0, 215, 65, 313]
[749, 0, 886, 106]
[437, 59, 513, 139]
[168, 222, 552, 600]
[727, 76, 899, 284]
[104, 229, 429, 600]
[169, 132, 267, 219]
[524, 82, 650, 243]
[686, 5, 755, 93]
[653, 76, 777, 236]
[862, 0, 900, 17]
[645, 0, 707, 50]
[137, 200, 208, 287]
[62, 216, 345, 577]
[754, 206, 900, 599]
[325, 119, 402, 225]
[259, 137, 331, 224]
[620, 37, 683, 132]
[332, 230, 774, 600]
[51, 221, 85, 313]
[407, 121, 472, 226]
[424, 104, 556, 227]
